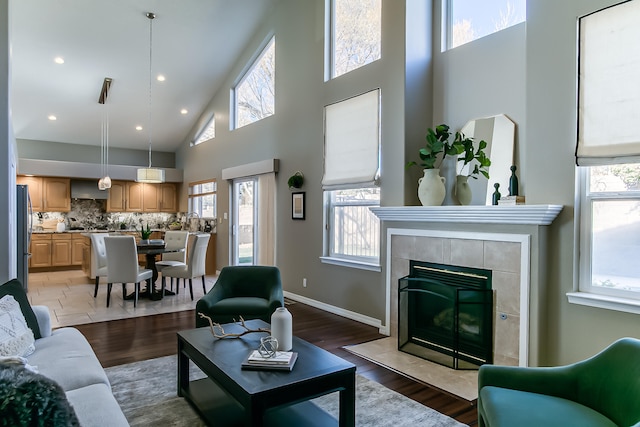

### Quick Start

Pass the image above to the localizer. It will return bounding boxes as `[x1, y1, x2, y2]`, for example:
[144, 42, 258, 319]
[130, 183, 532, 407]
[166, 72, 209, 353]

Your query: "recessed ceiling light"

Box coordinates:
[180, 109, 188, 115]
[48, 115, 57, 121]
[156, 75, 165, 82]
[135, 125, 143, 131]
[54, 57, 64, 64]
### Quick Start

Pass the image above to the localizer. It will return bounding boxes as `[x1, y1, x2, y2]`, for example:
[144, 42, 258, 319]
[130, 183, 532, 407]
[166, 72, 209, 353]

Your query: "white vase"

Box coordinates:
[270, 307, 292, 351]
[454, 175, 472, 205]
[417, 169, 446, 206]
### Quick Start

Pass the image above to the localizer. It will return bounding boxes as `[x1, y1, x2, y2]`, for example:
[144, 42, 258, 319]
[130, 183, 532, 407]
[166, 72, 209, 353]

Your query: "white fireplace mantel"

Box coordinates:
[370, 204, 563, 225]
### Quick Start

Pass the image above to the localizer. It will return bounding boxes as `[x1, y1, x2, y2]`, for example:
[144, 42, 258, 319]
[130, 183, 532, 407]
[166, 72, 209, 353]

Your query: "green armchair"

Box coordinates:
[478, 337, 640, 427]
[195, 265, 284, 327]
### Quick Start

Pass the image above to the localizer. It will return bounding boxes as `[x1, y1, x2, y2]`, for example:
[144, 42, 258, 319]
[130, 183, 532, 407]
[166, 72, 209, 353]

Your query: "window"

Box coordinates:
[328, 0, 381, 79]
[322, 89, 380, 269]
[188, 179, 216, 218]
[571, 1, 640, 313]
[326, 188, 380, 263]
[444, 0, 525, 50]
[233, 36, 275, 129]
[192, 115, 215, 146]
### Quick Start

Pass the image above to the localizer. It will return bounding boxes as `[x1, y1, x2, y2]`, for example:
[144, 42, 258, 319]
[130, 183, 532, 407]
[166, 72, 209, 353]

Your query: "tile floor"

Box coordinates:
[27, 270, 218, 329]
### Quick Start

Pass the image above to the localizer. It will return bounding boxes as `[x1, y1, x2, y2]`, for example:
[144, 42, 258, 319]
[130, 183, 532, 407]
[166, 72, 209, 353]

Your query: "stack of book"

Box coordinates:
[498, 195, 525, 205]
[241, 350, 298, 371]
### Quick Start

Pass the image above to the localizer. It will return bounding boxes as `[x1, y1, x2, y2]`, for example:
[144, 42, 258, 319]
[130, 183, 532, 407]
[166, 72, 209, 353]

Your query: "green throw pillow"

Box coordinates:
[0, 280, 41, 340]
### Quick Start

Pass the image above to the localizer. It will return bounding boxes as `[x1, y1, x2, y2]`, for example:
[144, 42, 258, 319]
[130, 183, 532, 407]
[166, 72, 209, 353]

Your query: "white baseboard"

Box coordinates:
[283, 291, 385, 334]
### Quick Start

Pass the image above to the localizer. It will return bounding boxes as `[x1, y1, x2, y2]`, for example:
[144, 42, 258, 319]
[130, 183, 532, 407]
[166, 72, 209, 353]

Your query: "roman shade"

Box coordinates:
[576, 0, 640, 166]
[322, 89, 380, 190]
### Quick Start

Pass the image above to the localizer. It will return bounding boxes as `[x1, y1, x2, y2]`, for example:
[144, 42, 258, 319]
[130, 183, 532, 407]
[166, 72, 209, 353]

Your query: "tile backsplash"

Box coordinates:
[31, 199, 216, 232]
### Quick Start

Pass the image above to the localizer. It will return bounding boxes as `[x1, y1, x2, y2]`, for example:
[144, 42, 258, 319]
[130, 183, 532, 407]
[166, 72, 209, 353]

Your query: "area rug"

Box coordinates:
[104, 355, 467, 427]
[345, 337, 479, 401]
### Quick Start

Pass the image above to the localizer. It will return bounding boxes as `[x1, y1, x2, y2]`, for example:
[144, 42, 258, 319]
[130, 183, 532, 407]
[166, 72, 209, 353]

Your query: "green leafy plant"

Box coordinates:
[458, 135, 491, 179]
[406, 124, 452, 170]
[139, 224, 152, 240]
[287, 171, 304, 189]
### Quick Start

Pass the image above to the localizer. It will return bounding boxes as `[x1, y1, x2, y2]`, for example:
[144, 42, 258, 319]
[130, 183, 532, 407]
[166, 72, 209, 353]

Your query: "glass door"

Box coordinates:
[232, 178, 258, 265]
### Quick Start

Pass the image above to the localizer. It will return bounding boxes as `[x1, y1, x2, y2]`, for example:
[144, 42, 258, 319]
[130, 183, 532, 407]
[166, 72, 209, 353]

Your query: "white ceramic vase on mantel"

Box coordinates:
[417, 168, 446, 206]
[454, 175, 472, 205]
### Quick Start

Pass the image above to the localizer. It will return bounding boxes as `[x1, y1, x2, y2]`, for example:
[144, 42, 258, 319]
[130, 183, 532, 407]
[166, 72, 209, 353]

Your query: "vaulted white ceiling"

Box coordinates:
[10, 0, 278, 153]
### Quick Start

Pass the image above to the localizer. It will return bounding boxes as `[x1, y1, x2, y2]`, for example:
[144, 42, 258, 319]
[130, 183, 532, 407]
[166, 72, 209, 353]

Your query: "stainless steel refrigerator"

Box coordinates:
[16, 184, 32, 291]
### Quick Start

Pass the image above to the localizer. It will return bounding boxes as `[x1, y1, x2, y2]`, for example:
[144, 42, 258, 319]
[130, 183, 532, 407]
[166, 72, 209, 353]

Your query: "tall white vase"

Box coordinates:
[270, 307, 292, 351]
[454, 175, 472, 205]
[417, 168, 446, 206]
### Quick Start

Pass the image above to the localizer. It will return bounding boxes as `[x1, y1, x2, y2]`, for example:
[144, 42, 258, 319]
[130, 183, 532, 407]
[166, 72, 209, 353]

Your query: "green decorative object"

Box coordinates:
[139, 224, 152, 240]
[509, 165, 519, 196]
[492, 183, 501, 206]
[287, 171, 304, 189]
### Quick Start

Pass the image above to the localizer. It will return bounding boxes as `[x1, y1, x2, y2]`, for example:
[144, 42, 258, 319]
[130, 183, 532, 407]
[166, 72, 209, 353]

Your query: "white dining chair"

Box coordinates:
[155, 230, 189, 292]
[89, 233, 108, 298]
[104, 235, 152, 307]
[161, 233, 210, 300]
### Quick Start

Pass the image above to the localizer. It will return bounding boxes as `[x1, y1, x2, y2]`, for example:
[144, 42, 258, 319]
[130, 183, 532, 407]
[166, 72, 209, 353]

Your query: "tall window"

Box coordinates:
[572, 1, 640, 313]
[233, 36, 275, 129]
[444, 0, 525, 50]
[188, 179, 216, 218]
[323, 89, 380, 269]
[329, 0, 381, 79]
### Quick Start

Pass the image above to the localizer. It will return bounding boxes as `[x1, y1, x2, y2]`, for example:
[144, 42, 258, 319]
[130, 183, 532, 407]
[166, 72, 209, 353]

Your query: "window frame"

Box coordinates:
[231, 35, 275, 130]
[569, 166, 640, 314]
[326, 0, 382, 80]
[191, 114, 215, 146]
[321, 187, 381, 272]
[188, 179, 217, 219]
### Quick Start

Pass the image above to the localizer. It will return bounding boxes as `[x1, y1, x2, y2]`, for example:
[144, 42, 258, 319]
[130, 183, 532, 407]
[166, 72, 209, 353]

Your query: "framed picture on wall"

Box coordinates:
[292, 192, 305, 220]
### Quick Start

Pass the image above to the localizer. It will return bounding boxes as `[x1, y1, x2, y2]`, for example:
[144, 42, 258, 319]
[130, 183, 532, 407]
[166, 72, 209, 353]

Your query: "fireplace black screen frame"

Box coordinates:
[398, 261, 493, 370]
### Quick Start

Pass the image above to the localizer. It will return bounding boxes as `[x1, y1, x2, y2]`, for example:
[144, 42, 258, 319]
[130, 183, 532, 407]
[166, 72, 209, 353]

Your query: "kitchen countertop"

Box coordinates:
[32, 229, 215, 234]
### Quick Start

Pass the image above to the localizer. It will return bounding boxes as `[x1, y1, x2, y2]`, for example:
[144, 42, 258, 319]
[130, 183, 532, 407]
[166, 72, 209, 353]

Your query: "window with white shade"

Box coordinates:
[570, 1, 640, 314]
[322, 89, 380, 269]
[188, 179, 217, 219]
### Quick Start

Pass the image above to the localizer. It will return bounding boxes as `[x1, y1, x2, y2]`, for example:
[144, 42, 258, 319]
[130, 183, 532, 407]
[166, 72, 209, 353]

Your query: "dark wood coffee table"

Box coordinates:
[177, 320, 356, 426]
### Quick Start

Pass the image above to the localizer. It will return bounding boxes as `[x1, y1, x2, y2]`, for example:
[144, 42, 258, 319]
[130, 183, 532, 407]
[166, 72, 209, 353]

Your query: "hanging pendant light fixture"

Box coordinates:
[98, 77, 113, 190]
[136, 12, 165, 183]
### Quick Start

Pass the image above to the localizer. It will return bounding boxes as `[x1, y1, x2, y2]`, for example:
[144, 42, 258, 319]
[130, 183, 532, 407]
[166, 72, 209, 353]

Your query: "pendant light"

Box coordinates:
[136, 12, 165, 183]
[98, 77, 112, 190]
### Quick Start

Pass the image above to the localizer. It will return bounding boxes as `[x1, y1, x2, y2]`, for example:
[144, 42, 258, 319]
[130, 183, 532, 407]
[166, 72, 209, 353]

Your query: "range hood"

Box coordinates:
[71, 179, 109, 200]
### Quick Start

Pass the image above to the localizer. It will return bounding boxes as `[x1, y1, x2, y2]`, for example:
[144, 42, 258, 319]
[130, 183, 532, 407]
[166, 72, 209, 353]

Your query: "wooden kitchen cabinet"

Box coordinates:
[16, 176, 44, 211]
[142, 183, 160, 212]
[43, 178, 71, 211]
[30, 234, 52, 268]
[106, 181, 127, 212]
[71, 234, 85, 266]
[159, 183, 178, 212]
[51, 234, 72, 266]
[16, 176, 70, 212]
[126, 182, 145, 212]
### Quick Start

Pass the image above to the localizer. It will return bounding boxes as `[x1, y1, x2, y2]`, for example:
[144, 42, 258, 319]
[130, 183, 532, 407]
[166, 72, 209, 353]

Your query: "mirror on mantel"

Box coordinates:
[457, 114, 516, 206]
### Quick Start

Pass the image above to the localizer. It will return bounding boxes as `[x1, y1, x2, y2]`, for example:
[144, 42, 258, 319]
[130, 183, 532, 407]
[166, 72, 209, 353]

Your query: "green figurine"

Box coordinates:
[509, 165, 519, 196]
[492, 183, 501, 205]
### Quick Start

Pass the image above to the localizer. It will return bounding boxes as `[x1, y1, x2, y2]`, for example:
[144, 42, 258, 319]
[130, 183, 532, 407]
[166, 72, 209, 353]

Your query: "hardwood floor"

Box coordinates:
[75, 301, 478, 426]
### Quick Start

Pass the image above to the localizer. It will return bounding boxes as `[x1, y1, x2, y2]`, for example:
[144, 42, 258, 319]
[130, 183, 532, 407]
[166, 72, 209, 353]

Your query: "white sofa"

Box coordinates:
[27, 305, 129, 426]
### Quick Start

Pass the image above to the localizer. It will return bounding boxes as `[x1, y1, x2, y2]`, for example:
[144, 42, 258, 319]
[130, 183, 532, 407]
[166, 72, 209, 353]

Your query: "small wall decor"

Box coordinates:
[292, 192, 305, 220]
[287, 171, 304, 190]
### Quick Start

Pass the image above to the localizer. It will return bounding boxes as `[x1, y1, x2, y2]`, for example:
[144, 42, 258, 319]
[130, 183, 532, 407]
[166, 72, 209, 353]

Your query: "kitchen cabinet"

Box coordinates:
[142, 183, 160, 212]
[51, 234, 72, 266]
[71, 234, 85, 266]
[44, 178, 71, 211]
[106, 181, 127, 212]
[16, 176, 70, 212]
[126, 182, 145, 212]
[30, 234, 52, 268]
[159, 183, 178, 212]
[16, 176, 44, 211]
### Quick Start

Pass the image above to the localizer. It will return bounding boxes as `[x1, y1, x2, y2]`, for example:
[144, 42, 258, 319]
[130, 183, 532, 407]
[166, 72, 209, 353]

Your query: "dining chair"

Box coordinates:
[89, 233, 108, 298]
[155, 230, 189, 292]
[104, 235, 152, 307]
[161, 233, 210, 301]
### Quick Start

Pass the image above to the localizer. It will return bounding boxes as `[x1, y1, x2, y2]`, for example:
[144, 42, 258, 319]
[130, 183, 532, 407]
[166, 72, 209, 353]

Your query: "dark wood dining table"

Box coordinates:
[135, 244, 185, 301]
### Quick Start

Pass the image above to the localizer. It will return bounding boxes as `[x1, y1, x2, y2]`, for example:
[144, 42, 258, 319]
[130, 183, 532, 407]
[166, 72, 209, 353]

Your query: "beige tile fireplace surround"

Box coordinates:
[353, 205, 563, 399]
